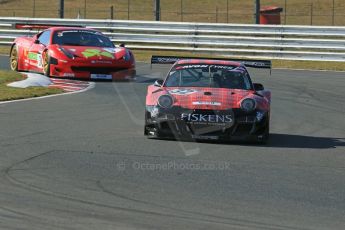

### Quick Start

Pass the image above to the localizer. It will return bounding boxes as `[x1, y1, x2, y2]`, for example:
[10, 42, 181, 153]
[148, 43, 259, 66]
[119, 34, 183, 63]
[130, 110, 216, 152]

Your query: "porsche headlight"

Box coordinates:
[158, 95, 174, 109]
[241, 98, 256, 112]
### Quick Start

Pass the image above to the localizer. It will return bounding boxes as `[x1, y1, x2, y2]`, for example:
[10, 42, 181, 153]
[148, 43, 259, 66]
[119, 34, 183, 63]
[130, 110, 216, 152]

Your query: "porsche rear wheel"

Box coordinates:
[10, 46, 19, 71]
[42, 51, 51, 77]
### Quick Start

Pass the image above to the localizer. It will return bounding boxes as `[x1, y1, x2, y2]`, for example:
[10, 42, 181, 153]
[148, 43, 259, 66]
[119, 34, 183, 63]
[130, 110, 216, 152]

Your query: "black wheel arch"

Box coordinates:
[9, 43, 17, 55]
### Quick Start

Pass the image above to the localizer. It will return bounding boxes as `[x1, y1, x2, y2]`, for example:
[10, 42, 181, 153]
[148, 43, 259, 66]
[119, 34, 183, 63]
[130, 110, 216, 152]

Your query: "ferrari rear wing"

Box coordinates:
[151, 55, 272, 70]
[15, 23, 84, 30]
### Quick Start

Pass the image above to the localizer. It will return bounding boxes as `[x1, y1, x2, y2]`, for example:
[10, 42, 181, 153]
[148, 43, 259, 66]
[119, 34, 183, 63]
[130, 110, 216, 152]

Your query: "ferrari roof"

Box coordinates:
[48, 27, 99, 32]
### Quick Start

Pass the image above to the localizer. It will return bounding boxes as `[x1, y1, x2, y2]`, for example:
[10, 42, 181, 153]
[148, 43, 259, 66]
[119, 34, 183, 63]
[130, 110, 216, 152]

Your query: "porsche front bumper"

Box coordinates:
[144, 106, 269, 142]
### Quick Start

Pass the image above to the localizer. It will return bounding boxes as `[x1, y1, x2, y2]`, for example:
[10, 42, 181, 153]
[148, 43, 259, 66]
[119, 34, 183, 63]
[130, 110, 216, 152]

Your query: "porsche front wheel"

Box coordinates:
[10, 46, 19, 71]
[144, 119, 161, 139]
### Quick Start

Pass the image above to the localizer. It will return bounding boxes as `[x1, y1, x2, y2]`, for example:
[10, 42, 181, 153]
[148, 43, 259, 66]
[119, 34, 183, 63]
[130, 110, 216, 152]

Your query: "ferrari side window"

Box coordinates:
[38, 30, 51, 46]
[52, 30, 114, 47]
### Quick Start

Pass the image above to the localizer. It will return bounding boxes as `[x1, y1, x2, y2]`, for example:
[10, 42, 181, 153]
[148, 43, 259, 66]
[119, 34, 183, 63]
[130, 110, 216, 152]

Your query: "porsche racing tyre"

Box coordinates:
[144, 111, 163, 139]
[145, 125, 162, 139]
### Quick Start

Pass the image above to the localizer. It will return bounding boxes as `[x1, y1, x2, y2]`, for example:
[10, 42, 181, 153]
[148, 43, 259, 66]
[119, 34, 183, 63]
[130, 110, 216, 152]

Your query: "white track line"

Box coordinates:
[50, 84, 85, 89]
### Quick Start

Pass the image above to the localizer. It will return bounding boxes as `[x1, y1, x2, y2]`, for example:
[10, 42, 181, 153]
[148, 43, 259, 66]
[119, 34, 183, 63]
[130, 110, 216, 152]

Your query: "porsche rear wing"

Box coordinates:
[150, 55, 272, 71]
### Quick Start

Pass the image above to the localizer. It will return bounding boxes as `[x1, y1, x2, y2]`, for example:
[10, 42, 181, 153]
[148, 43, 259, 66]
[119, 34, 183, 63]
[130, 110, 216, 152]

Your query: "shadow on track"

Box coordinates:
[148, 133, 345, 150]
[267, 134, 345, 149]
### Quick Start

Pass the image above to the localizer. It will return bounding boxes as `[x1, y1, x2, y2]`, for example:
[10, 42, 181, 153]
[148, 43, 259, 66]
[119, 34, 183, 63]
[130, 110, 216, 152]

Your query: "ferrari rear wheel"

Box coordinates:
[10, 46, 18, 71]
[42, 51, 51, 77]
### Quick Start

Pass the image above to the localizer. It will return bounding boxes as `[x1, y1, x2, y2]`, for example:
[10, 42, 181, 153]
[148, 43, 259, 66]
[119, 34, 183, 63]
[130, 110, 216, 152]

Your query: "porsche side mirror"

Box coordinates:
[34, 39, 40, 44]
[253, 83, 264, 91]
[154, 79, 164, 87]
[119, 43, 125, 47]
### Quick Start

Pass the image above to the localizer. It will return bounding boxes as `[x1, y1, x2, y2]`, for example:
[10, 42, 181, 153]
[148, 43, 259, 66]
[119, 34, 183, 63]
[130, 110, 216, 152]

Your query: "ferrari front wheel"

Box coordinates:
[10, 46, 19, 71]
[42, 51, 51, 77]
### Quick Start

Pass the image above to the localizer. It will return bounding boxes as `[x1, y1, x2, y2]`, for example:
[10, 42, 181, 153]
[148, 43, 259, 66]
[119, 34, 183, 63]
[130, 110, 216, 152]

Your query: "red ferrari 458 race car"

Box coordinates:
[145, 56, 272, 143]
[10, 26, 135, 80]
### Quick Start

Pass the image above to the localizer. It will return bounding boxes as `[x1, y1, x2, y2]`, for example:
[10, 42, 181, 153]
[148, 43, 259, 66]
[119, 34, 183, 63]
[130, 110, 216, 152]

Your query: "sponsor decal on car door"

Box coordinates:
[28, 30, 51, 71]
[27, 44, 45, 70]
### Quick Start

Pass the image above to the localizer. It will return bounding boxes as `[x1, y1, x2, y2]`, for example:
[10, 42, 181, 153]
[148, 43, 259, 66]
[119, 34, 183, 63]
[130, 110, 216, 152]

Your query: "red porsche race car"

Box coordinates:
[145, 56, 272, 143]
[9, 26, 135, 80]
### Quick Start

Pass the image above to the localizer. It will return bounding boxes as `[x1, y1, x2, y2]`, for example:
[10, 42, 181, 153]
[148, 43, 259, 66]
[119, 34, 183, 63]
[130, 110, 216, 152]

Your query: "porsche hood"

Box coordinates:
[162, 87, 253, 110]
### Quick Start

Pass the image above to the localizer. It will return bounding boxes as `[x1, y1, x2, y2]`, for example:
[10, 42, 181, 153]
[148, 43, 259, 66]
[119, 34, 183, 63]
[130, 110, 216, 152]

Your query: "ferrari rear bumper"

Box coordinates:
[50, 59, 136, 80]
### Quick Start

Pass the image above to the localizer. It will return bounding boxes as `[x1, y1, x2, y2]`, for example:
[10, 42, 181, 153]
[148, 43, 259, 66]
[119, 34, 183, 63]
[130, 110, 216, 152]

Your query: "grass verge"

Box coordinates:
[0, 70, 64, 101]
[0, 46, 10, 56]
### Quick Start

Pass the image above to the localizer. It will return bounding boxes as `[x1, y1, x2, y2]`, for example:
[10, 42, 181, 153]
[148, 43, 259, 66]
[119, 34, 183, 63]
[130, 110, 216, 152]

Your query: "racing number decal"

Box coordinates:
[37, 54, 43, 68]
[169, 89, 198, 95]
[27, 51, 43, 68]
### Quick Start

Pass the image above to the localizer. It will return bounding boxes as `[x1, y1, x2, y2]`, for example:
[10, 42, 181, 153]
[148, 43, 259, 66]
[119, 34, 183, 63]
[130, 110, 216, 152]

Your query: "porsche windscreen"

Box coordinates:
[52, 30, 114, 47]
[164, 64, 253, 90]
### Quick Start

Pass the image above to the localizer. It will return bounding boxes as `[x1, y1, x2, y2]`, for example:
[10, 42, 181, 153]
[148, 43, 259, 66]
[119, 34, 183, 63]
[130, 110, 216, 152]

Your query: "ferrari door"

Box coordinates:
[28, 30, 51, 72]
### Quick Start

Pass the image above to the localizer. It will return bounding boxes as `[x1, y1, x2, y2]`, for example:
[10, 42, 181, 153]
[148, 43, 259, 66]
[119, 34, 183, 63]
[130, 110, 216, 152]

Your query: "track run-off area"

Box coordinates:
[0, 54, 345, 230]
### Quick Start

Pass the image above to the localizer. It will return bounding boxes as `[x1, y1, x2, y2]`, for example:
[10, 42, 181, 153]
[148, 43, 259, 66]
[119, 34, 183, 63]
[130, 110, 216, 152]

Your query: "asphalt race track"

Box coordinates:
[0, 54, 345, 230]
[0, 55, 9, 70]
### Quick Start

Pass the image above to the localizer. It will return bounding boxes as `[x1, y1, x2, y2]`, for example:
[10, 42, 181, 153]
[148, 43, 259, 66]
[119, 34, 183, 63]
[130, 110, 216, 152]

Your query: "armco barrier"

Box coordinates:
[1, 17, 345, 62]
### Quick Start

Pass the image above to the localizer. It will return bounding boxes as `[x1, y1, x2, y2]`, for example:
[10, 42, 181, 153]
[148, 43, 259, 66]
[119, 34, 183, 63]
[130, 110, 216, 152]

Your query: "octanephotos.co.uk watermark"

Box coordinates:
[116, 160, 231, 171]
